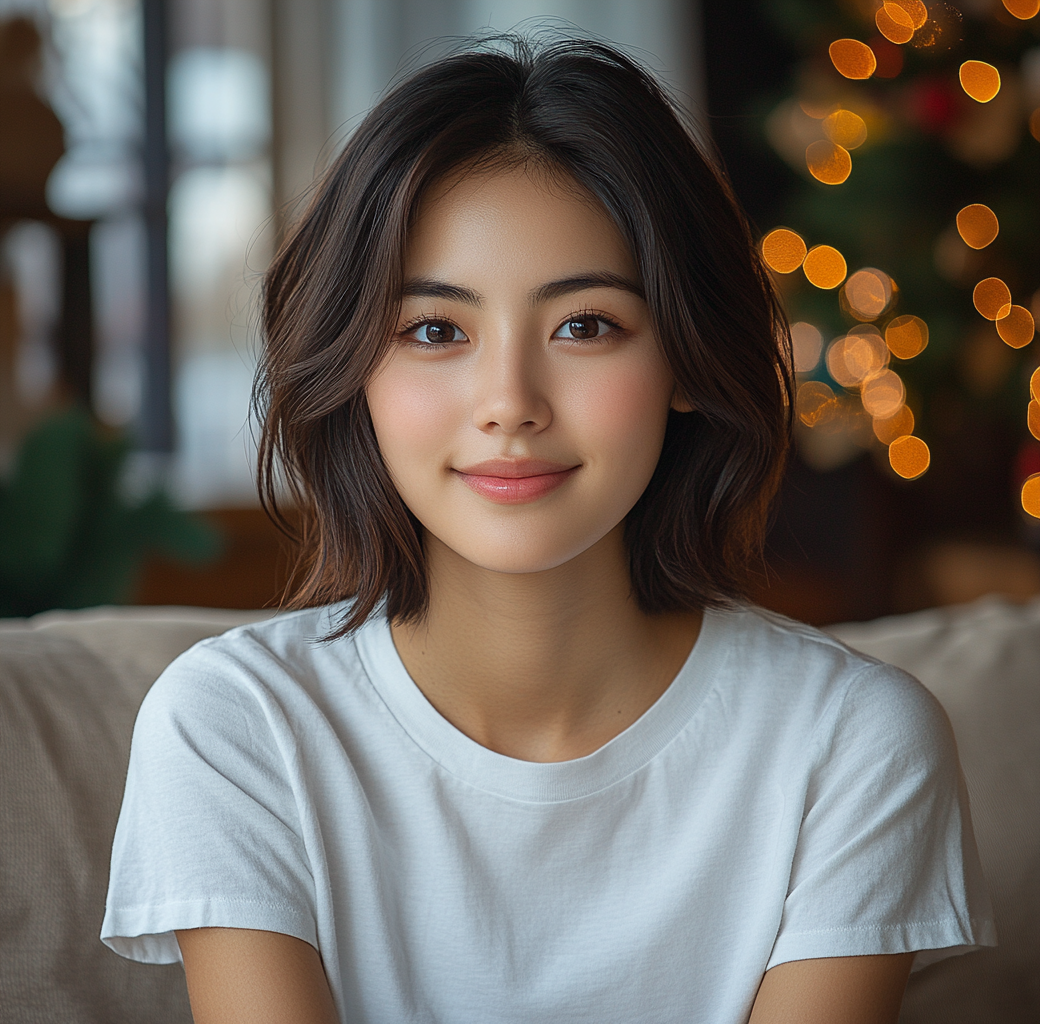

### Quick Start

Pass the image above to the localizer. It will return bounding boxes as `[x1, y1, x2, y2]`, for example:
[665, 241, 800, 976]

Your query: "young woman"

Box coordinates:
[103, 38, 994, 1024]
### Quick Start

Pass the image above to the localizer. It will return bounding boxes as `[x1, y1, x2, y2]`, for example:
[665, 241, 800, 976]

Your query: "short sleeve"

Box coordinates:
[768, 663, 996, 971]
[102, 645, 318, 964]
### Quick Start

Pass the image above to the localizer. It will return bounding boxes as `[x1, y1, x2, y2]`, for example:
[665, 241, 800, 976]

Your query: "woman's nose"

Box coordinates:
[471, 336, 552, 435]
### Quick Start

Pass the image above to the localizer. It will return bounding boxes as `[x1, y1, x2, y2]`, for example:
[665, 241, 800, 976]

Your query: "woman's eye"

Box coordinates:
[554, 316, 614, 341]
[407, 321, 467, 345]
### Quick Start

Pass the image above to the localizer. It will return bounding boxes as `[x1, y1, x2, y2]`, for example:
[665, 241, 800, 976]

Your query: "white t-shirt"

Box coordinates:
[103, 603, 995, 1024]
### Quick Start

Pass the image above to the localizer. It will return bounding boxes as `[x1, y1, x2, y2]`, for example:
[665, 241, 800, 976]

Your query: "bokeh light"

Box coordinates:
[829, 38, 877, 79]
[996, 305, 1035, 348]
[806, 140, 852, 184]
[892, 0, 928, 28]
[955, 204, 999, 249]
[844, 268, 894, 320]
[861, 368, 906, 419]
[802, 245, 847, 289]
[822, 109, 867, 150]
[873, 404, 915, 445]
[826, 327, 890, 387]
[1029, 400, 1040, 441]
[889, 434, 930, 479]
[973, 277, 1012, 320]
[1002, 0, 1040, 19]
[790, 322, 824, 373]
[876, 3, 915, 44]
[1023, 474, 1040, 520]
[797, 380, 838, 426]
[959, 61, 1001, 103]
[761, 228, 807, 273]
[1031, 366, 1040, 403]
[885, 315, 929, 359]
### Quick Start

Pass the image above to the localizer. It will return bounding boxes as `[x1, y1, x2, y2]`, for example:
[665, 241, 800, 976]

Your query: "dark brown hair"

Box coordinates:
[256, 36, 792, 637]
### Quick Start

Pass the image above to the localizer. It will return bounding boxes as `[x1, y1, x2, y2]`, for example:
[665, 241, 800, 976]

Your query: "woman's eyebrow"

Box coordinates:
[402, 278, 483, 306]
[531, 273, 644, 303]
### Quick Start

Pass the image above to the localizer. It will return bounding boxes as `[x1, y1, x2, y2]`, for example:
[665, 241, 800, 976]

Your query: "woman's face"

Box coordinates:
[366, 163, 685, 575]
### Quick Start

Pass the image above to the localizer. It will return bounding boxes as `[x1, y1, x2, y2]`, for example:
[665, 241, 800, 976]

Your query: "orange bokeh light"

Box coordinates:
[822, 109, 867, 150]
[790, 322, 824, 373]
[996, 305, 1035, 348]
[959, 61, 1001, 103]
[797, 380, 839, 427]
[1023, 474, 1040, 520]
[955, 204, 999, 249]
[1002, 0, 1040, 19]
[761, 228, 807, 274]
[885, 315, 929, 360]
[861, 369, 906, 419]
[1029, 400, 1040, 441]
[892, 0, 928, 28]
[802, 245, 847, 290]
[844, 268, 893, 320]
[876, 3, 915, 44]
[806, 140, 852, 184]
[873, 404, 915, 445]
[829, 38, 877, 80]
[1031, 366, 1040, 403]
[973, 278, 1013, 321]
[827, 328, 889, 387]
[889, 435, 930, 479]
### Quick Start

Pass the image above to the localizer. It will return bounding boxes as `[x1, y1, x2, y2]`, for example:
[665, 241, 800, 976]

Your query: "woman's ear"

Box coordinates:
[670, 389, 695, 414]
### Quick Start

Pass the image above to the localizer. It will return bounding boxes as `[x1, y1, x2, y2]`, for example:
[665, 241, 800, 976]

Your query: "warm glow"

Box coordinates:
[761, 228, 807, 273]
[829, 38, 877, 79]
[790, 322, 824, 373]
[876, 3, 915, 44]
[1029, 400, 1040, 441]
[861, 369, 906, 419]
[827, 327, 889, 387]
[1023, 474, 1040, 519]
[996, 305, 1035, 348]
[802, 245, 847, 289]
[885, 315, 929, 359]
[973, 277, 1013, 321]
[874, 404, 915, 445]
[823, 109, 867, 150]
[1031, 109, 1040, 143]
[1031, 366, 1040, 403]
[892, 0, 928, 28]
[959, 61, 1001, 103]
[797, 380, 838, 426]
[806, 140, 852, 184]
[1002, 0, 1040, 19]
[955, 204, 999, 249]
[844, 268, 893, 320]
[889, 434, 930, 479]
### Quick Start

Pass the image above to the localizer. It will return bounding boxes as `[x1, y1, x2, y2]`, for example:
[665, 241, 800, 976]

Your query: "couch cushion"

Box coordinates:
[831, 596, 1040, 1024]
[0, 606, 269, 1024]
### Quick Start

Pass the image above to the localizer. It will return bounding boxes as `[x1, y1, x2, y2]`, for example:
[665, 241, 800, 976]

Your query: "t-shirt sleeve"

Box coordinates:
[767, 661, 996, 971]
[102, 643, 318, 964]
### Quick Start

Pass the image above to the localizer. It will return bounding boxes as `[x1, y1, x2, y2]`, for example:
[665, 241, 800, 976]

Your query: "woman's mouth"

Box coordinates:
[453, 459, 579, 504]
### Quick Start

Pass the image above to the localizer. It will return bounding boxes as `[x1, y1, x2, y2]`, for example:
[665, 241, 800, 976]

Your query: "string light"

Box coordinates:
[876, 3, 916, 44]
[959, 61, 1001, 103]
[955, 204, 999, 249]
[826, 328, 889, 387]
[806, 140, 852, 184]
[790, 322, 824, 373]
[885, 315, 929, 359]
[1029, 400, 1040, 441]
[1031, 366, 1040, 403]
[797, 380, 839, 426]
[892, 0, 928, 28]
[844, 268, 894, 320]
[861, 369, 906, 419]
[1002, 0, 1040, 19]
[973, 277, 1012, 321]
[889, 435, 931, 478]
[822, 110, 867, 150]
[802, 245, 847, 289]
[761, 228, 807, 273]
[996, 305, 1035, 348]
[874, 405, 915, 445]
[1023, 474, 1040, 520]
[829, 38, 877, 79]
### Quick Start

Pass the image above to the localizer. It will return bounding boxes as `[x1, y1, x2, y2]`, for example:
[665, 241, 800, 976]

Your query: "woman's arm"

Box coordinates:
[176, 928, 339, 1024]
[748, 953, 914, 1024]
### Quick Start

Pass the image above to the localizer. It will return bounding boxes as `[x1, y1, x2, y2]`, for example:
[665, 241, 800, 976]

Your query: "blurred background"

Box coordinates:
[0, 0, 1037, 621]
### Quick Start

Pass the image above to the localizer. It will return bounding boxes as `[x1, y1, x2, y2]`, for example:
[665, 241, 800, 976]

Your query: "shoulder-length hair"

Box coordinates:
[256, 36, 792, 638]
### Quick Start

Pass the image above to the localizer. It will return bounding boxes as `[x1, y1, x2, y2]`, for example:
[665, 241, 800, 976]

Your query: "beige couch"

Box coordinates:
[1, 599, 1038, 1023]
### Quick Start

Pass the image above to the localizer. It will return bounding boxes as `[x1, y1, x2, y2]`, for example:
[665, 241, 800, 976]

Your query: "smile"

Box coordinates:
[453, 460, 579, 505]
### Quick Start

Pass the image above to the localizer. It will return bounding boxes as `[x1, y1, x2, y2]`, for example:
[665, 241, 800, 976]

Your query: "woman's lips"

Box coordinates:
[453, 460, 579, 505]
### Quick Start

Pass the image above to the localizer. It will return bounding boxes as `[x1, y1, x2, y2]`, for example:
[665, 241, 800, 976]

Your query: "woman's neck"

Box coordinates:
[390, 524, 702, 762]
